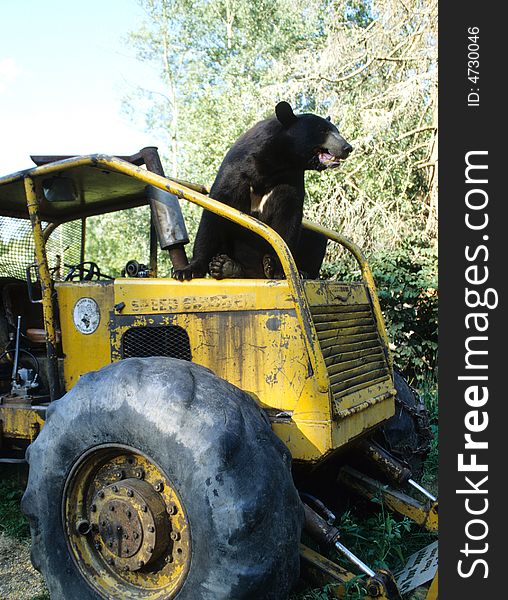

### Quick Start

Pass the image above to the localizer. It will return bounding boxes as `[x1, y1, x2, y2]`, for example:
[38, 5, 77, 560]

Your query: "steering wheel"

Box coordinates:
[64, 262, 113, 282]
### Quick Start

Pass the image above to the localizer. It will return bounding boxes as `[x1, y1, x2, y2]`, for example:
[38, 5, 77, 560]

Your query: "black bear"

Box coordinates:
[173, 101, 352, 281]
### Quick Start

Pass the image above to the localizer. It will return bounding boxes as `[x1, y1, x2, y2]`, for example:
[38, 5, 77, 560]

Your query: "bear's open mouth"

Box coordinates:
[317, 150, 343, 168]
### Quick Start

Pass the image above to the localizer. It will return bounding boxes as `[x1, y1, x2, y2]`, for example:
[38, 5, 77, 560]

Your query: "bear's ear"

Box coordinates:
[275, 101, 297, 128]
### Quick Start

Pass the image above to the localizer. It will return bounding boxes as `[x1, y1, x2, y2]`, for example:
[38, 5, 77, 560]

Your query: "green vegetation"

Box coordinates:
[87, 0, 437, 266]
[0, 476, 29, 540]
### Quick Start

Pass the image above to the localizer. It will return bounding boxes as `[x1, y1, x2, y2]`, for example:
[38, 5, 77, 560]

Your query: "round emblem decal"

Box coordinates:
[73, 297, 100, 335]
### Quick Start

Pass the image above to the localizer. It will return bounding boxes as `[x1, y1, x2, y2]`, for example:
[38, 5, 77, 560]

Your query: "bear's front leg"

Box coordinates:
[258, 184, 304, 279]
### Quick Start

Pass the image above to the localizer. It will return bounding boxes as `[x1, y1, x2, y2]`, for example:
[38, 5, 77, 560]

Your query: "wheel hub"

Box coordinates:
[91, 478, 170, 571]
[63, 446, 190, 598]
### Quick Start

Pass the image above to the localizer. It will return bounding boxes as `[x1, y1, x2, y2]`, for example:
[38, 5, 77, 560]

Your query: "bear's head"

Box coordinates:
[275, 101, 352, 171]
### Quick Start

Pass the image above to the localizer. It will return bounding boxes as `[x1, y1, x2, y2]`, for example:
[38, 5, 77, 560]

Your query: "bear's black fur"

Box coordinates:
[173, 101, 352, 281]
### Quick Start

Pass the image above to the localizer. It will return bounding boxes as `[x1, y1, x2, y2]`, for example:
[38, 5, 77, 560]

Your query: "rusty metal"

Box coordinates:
[303, 504, 376, 578]
[63, 444, 191, 598]
[300, 544, 402, 599]
[356, 438, 412, 485]
[338, 466, 438, 533]
[24, 176, 61, 400]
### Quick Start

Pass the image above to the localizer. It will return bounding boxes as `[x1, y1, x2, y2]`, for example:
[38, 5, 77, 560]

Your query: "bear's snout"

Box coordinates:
[341, 143, 353, 157]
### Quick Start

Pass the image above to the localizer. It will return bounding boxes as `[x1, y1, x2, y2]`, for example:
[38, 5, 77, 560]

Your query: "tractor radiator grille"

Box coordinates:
[311, 303, 391, 402]
[122, 326, 192, 361]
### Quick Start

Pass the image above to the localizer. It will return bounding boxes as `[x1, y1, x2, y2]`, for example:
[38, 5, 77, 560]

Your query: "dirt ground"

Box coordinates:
[0, 533, 47, 600]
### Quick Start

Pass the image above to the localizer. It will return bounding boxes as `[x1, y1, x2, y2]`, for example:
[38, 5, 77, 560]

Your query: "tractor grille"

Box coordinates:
[122, 326, 192, 361]
[311, 303, 391, 403]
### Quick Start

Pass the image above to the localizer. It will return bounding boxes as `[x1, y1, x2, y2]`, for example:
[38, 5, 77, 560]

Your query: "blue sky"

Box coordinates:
[1, 0, 166, 174]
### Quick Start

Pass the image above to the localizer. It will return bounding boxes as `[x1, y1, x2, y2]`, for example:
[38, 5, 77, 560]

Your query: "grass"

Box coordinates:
[0, 474, 30, 540]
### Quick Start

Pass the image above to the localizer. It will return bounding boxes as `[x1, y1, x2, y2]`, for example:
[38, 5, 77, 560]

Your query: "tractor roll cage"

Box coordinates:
[0, 150, 391, 400]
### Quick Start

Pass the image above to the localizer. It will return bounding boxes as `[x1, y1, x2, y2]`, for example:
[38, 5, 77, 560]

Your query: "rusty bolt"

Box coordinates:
[167, 504, 177, 515]
[134, 468, 144, 479]
[115, 470, 124, 480]
[123, 533, 129, 540]
[170, 531, 180, 541]
[154, 481, 164, 492]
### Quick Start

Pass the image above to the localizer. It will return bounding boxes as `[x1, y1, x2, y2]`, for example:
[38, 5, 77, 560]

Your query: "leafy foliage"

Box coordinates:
[122, 0, 437, 253]
[0, 476, 29, 540]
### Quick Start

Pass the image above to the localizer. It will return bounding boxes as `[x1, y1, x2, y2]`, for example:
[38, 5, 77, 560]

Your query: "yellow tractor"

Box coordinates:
[0, 148, 436, 599]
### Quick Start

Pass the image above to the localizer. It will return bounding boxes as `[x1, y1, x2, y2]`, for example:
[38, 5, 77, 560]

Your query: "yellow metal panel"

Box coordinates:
[0, 405, 45, 440]
[56, 282, 115, 389]
[114, 278, 295, 313]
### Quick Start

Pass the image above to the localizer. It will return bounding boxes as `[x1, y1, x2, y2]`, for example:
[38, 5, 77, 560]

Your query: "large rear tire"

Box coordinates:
[22, 358, 303, 600]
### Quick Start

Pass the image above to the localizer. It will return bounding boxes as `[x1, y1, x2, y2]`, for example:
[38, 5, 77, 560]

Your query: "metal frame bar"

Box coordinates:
[24, 176, 61, 400]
